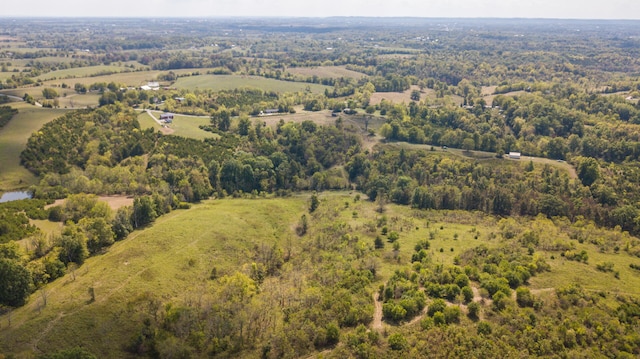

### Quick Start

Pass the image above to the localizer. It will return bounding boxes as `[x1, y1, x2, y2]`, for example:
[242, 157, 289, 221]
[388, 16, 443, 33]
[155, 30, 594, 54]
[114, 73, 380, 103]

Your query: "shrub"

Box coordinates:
[443, 306, 461, 324]
[477, 321, 492, 335]
[427, 299, 447, 317]
[388, 333, 407, 350]
[467, 301, 480, 320]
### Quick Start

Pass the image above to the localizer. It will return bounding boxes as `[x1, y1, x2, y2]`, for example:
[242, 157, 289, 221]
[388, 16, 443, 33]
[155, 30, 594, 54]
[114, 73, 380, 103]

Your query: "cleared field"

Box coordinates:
[0, 88, 100, 108]
[39, 68, 225, 88]
[385, 141, 578, 179]
[259, 107, 386, 136]
[9, 57, 82, 67]
[370, 85, 444, 105]
[0, 103, 68, 191]
[137, 110, 219, 140]
[482, 90, 525, 106]
[34, 65, 134, 81]
[0, 87, 62, 101]
[0, 72, 18, 81]
[481, 85, 497, 96]
[285, 65, 367, 79]
[43, 71, 163, 88]
[173, 74, 330, 94]
[46, 195, 134, 212]
[56, 93, 101, 109]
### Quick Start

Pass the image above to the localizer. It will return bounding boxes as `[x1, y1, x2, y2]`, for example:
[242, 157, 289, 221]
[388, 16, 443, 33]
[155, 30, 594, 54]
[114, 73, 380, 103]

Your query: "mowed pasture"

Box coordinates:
[173, 74, 331, 94]
[285, 65, 367, 79]
[137, 110, 219, 140]
[34, 65, 137, 82]
[55, 93, 101, 109]
[0, 103, 68, 191]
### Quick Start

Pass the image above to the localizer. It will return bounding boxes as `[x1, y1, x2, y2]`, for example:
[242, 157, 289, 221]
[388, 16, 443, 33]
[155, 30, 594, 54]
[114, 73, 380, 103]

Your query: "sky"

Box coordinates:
[2, 0, 640, 19]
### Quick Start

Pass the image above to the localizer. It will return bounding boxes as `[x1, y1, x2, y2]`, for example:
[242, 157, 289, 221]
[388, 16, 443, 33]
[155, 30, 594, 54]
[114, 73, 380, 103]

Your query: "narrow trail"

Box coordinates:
[31, 312, 65, 352]
[372, 292, 383, 331]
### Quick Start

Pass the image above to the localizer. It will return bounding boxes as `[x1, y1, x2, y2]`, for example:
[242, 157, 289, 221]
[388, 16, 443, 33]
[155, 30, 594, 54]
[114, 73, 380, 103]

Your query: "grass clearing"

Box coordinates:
[0, 197, 307, 357]
[385, 141, 578, 179]
[42, 71, 163, 88]
[138, 110, 219, 140]
[56, 93, 101, 109]
[0, 103, 68, 191]
[368, 86, 465, 106]
[34, 65, 133, 81]
[285, 65, 367, 79]
[173, 74, 330, 94]
[482, 90, 525, 106]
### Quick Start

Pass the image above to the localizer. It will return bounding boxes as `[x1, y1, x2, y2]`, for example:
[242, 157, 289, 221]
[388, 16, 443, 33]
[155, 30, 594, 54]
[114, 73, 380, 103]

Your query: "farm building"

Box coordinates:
[259, 109, 279, 116]
[509, 152, 521, 159]
[160, 113, 174, 123]
[140, 82, 160, 91]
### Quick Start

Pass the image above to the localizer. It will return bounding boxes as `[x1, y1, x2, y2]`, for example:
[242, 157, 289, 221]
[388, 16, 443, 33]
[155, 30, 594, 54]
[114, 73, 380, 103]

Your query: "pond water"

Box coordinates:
[0, 191, 33, 203]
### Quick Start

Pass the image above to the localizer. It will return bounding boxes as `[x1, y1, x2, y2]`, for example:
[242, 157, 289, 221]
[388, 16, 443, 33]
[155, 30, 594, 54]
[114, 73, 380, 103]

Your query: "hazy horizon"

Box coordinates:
[3, 0, 640, 20]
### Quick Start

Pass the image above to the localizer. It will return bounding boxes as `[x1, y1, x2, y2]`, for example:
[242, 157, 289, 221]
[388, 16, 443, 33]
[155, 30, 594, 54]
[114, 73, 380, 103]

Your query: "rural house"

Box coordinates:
[160, 113, 174, 123]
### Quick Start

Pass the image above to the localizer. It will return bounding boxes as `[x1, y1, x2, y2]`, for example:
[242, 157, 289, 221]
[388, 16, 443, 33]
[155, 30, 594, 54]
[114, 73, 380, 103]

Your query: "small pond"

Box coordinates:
[0, 191, 33, 203]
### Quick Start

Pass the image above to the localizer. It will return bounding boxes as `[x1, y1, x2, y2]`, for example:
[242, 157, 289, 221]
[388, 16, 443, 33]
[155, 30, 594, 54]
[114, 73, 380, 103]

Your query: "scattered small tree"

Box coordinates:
[309, 194, 320, 213]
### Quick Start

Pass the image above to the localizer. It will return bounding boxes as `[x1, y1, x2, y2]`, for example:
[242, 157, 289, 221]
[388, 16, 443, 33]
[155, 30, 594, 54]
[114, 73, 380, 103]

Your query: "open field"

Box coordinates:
[481, 86, 497, 96]
[0, 196, 307, 357]
[34, 65, 135, 81]
[369, 85, 464, 106]
[42, 71, 162, 88]
[2, 193, 638, 357]
[173, 74, 331, 94]
[258, 107, 386, 134]
[137, 110, 219, 139]
[55, 93, 101, 109]
[385, 141, 578, 179]
[46, 195, 134, 212]
[482, 90, 525, 106]
[0, 103, 68, 191]
[285, 65, 367, 79]
[1, 89, 103, 109]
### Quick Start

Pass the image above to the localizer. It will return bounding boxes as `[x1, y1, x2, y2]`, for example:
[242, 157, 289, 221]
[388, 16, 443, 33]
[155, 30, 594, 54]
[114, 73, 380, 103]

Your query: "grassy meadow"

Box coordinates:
[137, 111, 219, 140]
[2, 193, 638, 356]
[0, 103, 68, 191]
[34, 65, 135, 82]
[173, 74, 331, 94]
[285, 66, 367, 79]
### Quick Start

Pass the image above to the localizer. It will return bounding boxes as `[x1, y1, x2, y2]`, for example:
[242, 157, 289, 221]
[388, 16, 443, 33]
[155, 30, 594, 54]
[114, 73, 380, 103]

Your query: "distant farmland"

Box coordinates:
[34, 65, 135, 81]
[173, 74, 331, 94]
[0, 102, 68, 190]
[285, 65, 367, 79]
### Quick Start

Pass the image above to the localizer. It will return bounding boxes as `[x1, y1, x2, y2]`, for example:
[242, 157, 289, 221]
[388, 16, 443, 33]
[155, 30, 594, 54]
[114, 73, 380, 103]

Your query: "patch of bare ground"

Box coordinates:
[258, 108, 339, 127]
[481, 86, 497, 96]
[46, 195, 133, 211]
[372, 292, 383, 331]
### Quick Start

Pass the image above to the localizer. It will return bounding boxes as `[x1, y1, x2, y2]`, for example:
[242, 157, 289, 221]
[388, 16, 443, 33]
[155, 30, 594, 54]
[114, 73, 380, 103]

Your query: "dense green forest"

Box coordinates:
[1, 17, 640, 358]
